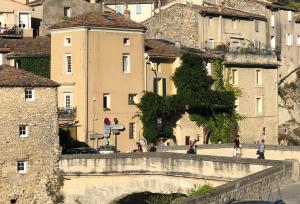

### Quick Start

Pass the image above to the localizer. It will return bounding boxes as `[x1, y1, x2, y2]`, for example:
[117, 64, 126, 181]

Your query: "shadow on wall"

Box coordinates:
[59, 129, 90, 154]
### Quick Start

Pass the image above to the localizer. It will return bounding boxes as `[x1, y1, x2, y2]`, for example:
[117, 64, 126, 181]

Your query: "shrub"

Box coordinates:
[189, 184, 215, 196]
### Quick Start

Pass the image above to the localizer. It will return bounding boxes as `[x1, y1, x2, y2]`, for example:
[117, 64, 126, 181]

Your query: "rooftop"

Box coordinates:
[50, 11, 146, 30]
[145, 39, 221, 59]
[0, 37, 50, 58]
[191, 4, 267, 20]
[104, 0, 153, 5]
[0, 65, 59, 87]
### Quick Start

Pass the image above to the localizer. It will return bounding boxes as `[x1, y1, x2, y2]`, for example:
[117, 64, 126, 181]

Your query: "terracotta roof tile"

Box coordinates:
[0, 37, 50, 58]
[50, 11, 146, 30]
[190, 4, 267, 20]
[0, 65, 59, 87]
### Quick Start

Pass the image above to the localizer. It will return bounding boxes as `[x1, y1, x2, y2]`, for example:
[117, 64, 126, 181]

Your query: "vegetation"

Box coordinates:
[15, 56, 51, 78]
[286, 135, 300, 146]
[137, 52, 238, 143]
[146, 184, 215, 204]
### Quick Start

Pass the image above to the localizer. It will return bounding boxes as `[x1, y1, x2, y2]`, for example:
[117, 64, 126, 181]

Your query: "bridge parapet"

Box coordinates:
[60, 153, 276, 181]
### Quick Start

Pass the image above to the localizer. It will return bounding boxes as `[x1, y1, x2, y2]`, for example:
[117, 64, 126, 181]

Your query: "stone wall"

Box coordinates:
[143, 4, 200, 48]
[222, 0, 266, 15]
[175, 160, 292, 204]
[0, 87, 60, 203]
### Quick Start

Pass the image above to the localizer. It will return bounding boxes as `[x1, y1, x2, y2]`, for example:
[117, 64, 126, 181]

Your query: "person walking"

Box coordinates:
[134, 142, 143, 152]
[234, 135, 241, 157]
[257, 139, 265, 159]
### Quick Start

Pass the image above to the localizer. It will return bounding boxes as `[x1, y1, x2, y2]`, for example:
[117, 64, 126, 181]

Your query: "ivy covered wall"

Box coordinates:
[15, 56, 50, 78]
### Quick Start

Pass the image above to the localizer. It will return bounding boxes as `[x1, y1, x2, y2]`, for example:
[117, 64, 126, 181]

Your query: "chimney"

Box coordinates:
[175, 41, 181, 48]
[124, 9, 131, 19]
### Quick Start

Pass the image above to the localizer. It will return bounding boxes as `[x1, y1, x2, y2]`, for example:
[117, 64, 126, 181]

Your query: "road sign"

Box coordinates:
[103, 126, 111, 135]
[110, 124, 124, 130]
[111, 129, 119, 134]
[104, 117, 110, 126]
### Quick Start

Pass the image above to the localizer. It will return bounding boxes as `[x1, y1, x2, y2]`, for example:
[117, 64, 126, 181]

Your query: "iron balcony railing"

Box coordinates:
[0, 25, 23, 38]
[58, 107, 77, 119]
[201, 42, 279, 56]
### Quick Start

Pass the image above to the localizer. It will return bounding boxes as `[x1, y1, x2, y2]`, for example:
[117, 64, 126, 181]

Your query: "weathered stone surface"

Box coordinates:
[0, 87, 60, 203]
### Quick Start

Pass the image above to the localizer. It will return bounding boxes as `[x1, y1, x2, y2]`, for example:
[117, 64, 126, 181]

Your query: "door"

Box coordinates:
[19, 13, 30, 29]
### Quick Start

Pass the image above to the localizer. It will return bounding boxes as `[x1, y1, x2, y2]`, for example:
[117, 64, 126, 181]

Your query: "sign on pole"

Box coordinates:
[110, 124, 124, 130]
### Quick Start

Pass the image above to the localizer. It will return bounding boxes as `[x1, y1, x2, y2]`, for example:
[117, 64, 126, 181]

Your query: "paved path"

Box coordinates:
[262, 181, 300, 204]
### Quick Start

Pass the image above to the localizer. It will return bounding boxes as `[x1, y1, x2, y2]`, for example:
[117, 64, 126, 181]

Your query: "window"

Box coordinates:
[65, 54, 72, 73]
[64, 93, 72, 109]
[297, 35, 300, 45]
[25, 88, 34, 101]
[135, 4, 142, 14]
[19, 125, 28, 138]
[123, 38, 130, 45]
[286, 33, 293, 46]
[231, 69, 238, 85]
[128, 94, 137, 105]
[103, 93, 111, 110]
[256, 69, 262, 86]
[153, 78, 166, 96]
[64, 37, 71, 46]
[288, 11, 292, 22]
[206, 62, 212, 76]
[153, 78, 158, 94]
[207, 38, 214, 49]
[19, 13, 30, 29]
[256, 97, 263, 113]
[271, 36, 276, 50]
[254, 40, 261, 49]
[255, 20, 259, 32]
[115, 5, 123, 13]
[232, 19, 237, 29]
[122, 54, 130, 73]
[129, 123, 136, 139]
[208, 16, 213, 26]
[271, 14, 275, 27]
[17, 161, 27, 174]
[185, 136, 190, 145]
[64, 7, 71, 18]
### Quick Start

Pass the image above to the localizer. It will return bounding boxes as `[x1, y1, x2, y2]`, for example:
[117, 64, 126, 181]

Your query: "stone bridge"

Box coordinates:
[59, 153, 295, 204]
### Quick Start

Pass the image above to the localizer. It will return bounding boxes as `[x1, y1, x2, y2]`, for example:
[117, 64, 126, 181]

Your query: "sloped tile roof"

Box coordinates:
[104, 0, 153, 4]
[190, 4, 267, 20]
[0, 65, 59, 87]
[0, 37, 50, 58]
[50, 11, 146, 30]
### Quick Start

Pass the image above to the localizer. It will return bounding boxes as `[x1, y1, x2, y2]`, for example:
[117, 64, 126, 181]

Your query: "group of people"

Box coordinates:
[233, 135, 265, 159]
[133, 141, 158, 153]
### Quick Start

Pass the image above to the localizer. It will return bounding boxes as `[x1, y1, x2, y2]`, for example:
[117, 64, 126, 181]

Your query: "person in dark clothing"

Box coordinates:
[257, 139, 265, 159]
[149, 143, 156, 152]
[187, 138, 199, 154]
[234, 135, 241, 157]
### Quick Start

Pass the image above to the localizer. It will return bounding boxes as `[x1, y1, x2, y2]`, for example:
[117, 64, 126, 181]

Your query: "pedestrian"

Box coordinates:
[187, 138, 198, 154]
[159, 140, 165, 148]
[233, 144, 237, 158]
[149, 142, 156, 152]
[134, 142, 143, 153]
[257, 139, 265, 159]
[234, 135, 241, 157]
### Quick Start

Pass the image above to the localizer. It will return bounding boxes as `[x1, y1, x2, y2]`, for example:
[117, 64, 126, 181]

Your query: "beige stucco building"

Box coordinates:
[0, 65, 60, 203]
[0, 0, 33, 37]
[50, 11, 146, 152]
[104, 0, 154, 22]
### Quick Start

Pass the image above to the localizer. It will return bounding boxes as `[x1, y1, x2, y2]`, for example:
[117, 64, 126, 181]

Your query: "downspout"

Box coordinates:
[85, 27, 91, 143]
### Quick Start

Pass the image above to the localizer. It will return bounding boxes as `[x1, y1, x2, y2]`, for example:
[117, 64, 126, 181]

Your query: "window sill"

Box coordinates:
[103, 108, 111, 111]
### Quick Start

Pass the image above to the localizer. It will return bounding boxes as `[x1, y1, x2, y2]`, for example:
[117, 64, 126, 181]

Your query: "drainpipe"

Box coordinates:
[85, 27, 91, 143]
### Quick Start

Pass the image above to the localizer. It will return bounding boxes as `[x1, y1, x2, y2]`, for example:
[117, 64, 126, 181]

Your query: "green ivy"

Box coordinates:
[15, 56, 50, 78]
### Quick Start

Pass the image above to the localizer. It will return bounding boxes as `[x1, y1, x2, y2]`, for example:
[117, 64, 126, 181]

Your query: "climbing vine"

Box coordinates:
[15, 56, 50, 78]
[137, 52, 239, 143]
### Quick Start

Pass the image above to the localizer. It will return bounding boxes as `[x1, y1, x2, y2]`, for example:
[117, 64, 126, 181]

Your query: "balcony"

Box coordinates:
[0, 25, 23, 38]
[58, 107, 77, 120]
[201, 42, 279, 56]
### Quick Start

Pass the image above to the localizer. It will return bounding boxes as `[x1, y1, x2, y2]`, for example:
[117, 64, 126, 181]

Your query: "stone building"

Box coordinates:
[50, 11, 146, 152]
[0, 65, 60, 203]
[143, 4, 280, 144]
[143, 4, 268, 50]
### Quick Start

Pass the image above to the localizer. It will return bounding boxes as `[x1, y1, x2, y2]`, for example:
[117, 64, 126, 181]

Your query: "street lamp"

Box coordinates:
[144, 53, 157, 91]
